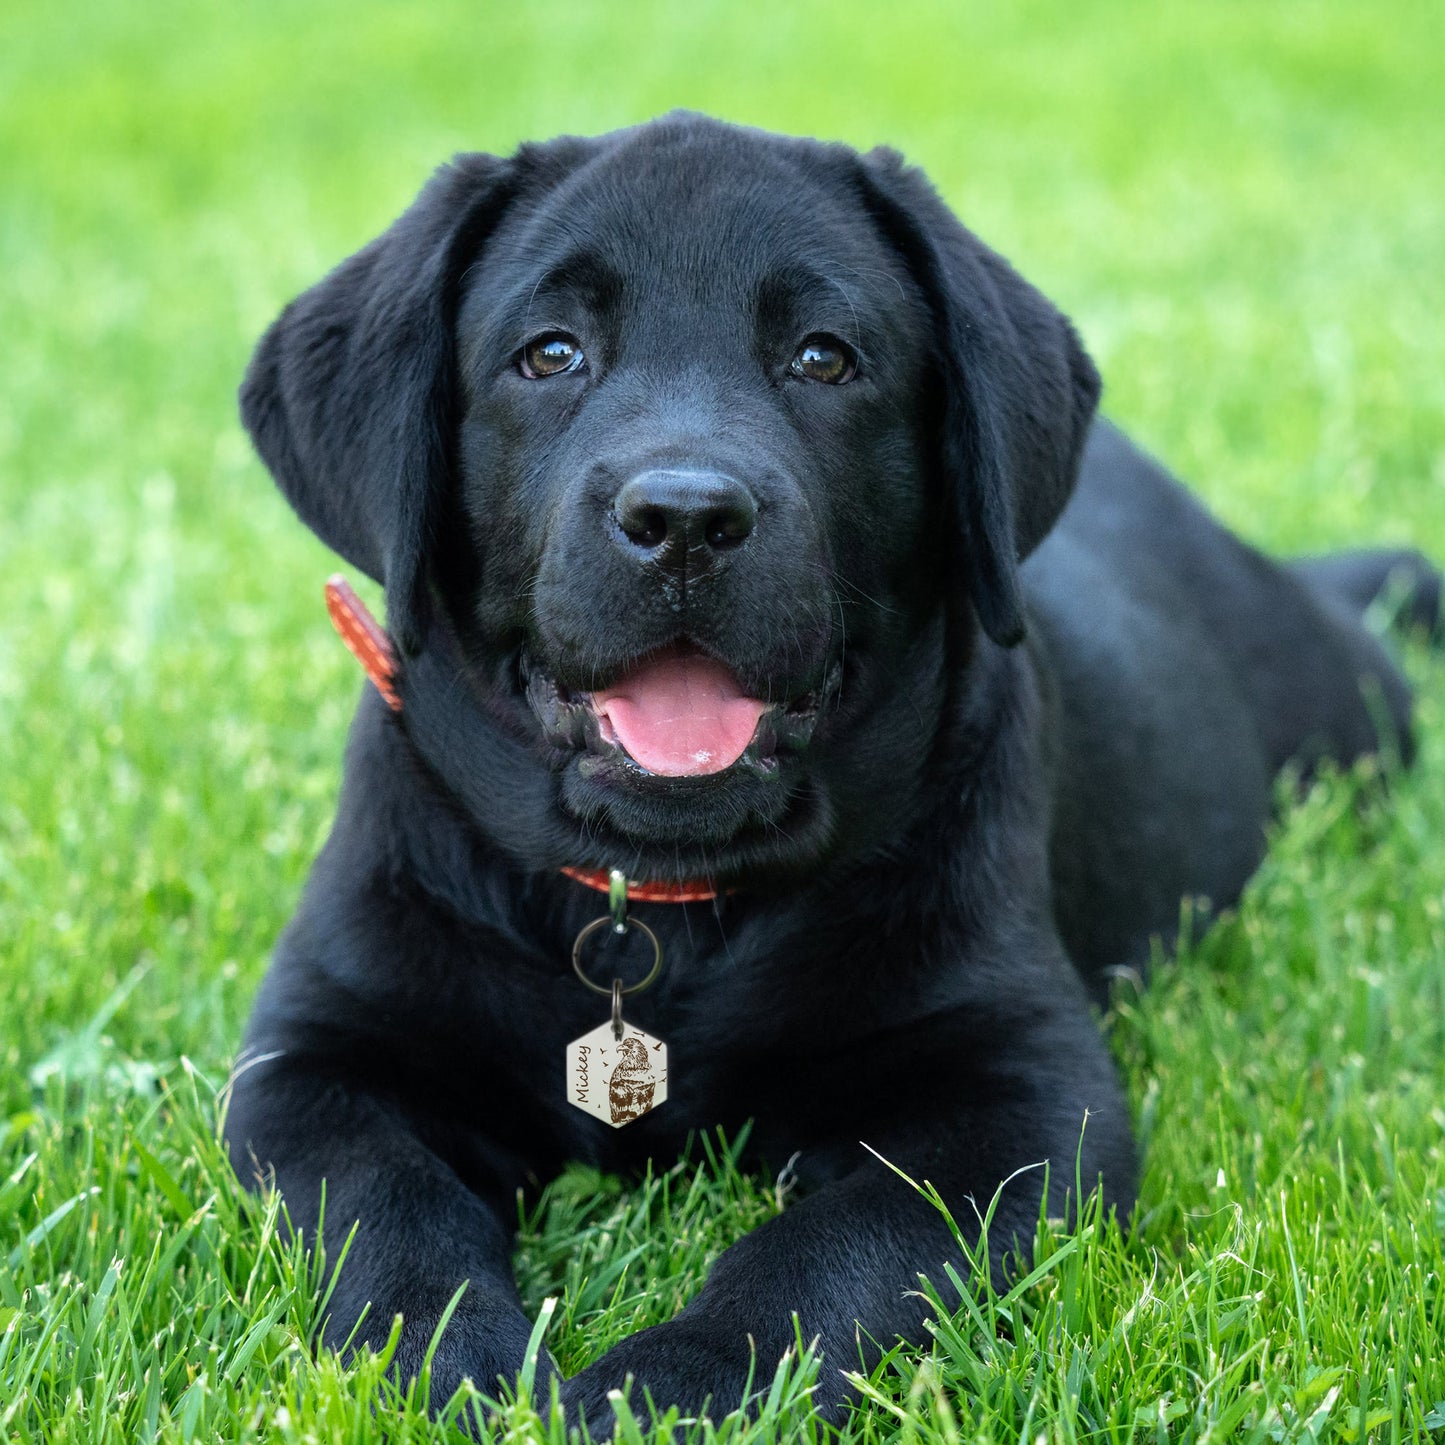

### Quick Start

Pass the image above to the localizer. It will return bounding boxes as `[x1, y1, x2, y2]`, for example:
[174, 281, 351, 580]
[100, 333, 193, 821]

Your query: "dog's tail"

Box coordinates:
[1291, 547, 1443, 644]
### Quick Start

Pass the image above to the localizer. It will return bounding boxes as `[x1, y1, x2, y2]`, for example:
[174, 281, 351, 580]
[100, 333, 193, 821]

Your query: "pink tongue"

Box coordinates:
[590, 650, 768, 776]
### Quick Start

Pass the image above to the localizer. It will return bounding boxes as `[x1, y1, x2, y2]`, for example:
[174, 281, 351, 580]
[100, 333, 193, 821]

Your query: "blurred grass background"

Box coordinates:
[1, 1, 1442, 1440]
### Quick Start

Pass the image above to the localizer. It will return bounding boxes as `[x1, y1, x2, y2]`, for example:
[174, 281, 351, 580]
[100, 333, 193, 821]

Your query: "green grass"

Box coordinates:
[2, 0, 1443, 1439]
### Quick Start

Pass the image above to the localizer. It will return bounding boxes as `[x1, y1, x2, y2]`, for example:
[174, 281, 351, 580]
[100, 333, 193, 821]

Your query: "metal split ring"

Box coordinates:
[571, 915, 663, 997]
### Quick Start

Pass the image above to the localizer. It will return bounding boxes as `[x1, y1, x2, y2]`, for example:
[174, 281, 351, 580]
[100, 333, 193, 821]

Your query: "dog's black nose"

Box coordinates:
[613, 470, 757, 570]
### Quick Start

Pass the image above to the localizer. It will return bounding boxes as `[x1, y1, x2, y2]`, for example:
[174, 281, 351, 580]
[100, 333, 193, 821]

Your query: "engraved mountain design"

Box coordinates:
[608, 1036, 656, 1124]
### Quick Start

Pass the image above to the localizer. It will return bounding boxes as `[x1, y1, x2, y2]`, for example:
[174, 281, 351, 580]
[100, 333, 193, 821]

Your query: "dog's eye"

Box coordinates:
[790, 334, 857, 385]
[519, 333, 585, 379]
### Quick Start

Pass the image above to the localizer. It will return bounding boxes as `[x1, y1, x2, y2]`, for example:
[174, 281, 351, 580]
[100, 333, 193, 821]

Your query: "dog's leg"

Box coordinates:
[226, 1054, 543, 1409]
[1290, 547, 1443, 641]
[558, 1015, 1134, 1428]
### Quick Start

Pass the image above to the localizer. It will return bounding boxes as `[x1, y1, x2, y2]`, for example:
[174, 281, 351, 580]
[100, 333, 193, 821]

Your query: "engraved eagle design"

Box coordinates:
[608, 1036, 656, 1124]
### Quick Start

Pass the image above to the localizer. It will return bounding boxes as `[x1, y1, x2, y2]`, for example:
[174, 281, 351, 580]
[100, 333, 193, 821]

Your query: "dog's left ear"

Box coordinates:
[852, 148, 1101, 646]
[240, 154, 518, 654]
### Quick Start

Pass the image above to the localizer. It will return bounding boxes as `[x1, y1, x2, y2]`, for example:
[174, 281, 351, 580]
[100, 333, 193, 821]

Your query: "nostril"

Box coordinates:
[621, 504, 668, 548]
[704, 501, 755, 548]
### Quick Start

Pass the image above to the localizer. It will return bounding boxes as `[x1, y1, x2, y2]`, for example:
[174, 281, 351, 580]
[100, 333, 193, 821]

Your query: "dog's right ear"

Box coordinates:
[850, 147, 1101, 648]
[239, 154, 517, 655]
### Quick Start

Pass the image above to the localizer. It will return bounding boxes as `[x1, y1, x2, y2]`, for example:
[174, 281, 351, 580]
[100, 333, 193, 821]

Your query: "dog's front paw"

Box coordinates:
[559, 1320, 761, 1426]
[359, 1292, 552, 1419]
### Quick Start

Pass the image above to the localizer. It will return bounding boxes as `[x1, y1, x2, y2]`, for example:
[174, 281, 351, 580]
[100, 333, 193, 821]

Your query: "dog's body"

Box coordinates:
[227, 114, 1438, 1422]
[1031, 423, 1426, 993]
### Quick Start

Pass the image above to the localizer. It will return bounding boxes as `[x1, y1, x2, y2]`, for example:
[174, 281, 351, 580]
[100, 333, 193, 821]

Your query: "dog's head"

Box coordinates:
[242, 114, 1098, 884]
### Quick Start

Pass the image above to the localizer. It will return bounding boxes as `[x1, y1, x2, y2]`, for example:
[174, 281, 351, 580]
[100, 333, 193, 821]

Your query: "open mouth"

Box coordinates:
[524, 642, 837, 781]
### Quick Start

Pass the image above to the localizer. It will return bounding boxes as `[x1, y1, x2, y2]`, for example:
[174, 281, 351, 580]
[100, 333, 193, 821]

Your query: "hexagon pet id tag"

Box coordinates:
[567, 872, 669, 1128]
[567, 1018, 668, 1127]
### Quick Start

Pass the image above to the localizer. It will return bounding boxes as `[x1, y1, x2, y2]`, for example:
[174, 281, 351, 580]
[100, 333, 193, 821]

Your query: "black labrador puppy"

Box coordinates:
[226, 113, 1439, 1422]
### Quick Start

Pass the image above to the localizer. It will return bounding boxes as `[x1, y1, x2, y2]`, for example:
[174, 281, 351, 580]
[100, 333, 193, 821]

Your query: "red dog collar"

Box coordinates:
[325, 576, 403, 711]
[558, 867, 721, 903]
[324, 576, 721, 904]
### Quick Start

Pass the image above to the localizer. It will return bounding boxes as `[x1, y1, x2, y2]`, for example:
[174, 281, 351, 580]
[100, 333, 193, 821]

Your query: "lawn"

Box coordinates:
[1, 0, 1443, 1440]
